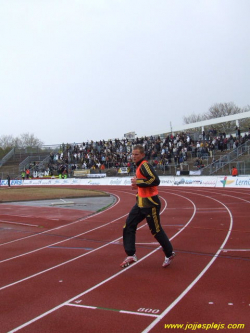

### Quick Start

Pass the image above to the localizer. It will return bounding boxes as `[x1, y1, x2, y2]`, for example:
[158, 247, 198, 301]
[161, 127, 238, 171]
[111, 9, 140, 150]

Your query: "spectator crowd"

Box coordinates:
[39, 128, 250, 177]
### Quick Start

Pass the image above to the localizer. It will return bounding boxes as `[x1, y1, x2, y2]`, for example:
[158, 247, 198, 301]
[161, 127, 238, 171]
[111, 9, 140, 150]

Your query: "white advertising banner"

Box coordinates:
[171, 176, 217, 187]
[215, 176, 250, 188]
[0, 176, 250, 188]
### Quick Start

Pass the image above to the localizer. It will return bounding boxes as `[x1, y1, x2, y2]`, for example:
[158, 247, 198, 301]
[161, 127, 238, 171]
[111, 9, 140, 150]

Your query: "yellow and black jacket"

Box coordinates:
[135, 159, 160, 208]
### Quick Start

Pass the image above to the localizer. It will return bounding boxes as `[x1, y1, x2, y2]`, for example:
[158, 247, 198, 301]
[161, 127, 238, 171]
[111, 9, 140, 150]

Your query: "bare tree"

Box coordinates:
[0, 135, 16, 149]
[183, 102, 250, 134]
[19, 133, 43, 148]
[208, 102, 243, 118]
[0, 133, 43, 149]
[183, 113, 205, 124]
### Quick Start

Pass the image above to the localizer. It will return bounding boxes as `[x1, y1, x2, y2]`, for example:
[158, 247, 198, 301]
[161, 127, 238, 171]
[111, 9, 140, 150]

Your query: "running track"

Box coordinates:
[0, 186, 249, 332]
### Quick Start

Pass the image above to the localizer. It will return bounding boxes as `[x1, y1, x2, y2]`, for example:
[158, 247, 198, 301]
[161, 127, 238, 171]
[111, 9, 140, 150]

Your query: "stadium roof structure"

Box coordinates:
[140, 111, 250, 138]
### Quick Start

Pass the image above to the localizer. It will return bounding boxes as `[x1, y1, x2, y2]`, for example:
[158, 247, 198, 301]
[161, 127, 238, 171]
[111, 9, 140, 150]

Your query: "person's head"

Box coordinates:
[132, 145, 145, 163]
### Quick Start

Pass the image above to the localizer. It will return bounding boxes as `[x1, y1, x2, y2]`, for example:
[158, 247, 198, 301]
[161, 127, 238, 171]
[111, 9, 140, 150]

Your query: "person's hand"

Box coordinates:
[131, 177, 137, 190]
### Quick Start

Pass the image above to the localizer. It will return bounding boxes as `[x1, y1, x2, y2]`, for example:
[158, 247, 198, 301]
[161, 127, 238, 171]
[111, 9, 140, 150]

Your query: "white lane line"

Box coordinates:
[67, 303, 159, 318]
[141, 191, 233, 333]
[0, 194, 120, 247]
[8, 245, 163, 333]
[0, 194, 168, 284]
[120, 310, 158, 318]
[0, 214, 37, 218]
[222, 249, 250, 252]
[0, 235, 123, 292]
[8, 194, 196, 332]
[0, 213, 127, 265]
[196, 208, 225, 210]
[135, 242, 159, 245]
[0, 220, 39, 227]
[0, 194, 123, 264]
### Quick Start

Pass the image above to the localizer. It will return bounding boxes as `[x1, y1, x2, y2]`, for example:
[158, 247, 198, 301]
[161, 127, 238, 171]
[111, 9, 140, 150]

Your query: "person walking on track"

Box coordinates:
[120, 144, 175, 268]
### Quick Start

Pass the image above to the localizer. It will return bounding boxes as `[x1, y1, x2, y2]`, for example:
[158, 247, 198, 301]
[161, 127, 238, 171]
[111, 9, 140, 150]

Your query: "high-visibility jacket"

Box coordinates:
[232, 168, 238, 176]
[136, 160, 158, 198]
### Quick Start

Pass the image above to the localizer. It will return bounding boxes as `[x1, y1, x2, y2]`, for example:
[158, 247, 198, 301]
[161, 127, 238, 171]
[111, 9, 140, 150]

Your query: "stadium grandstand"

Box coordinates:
[0, 112, 250, 180]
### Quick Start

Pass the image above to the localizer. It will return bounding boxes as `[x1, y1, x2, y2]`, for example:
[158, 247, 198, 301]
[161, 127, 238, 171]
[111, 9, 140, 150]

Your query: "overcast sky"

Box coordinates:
[1, 0, 249, 145]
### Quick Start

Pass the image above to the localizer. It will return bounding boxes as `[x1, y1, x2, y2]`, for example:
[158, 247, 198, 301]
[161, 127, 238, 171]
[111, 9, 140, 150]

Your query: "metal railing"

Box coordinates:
[0, 148, 15, 167]
[19, 155, 51, 172]
[37, 155, 50, 170]
[202, 140, 250, 175]
[0, 167, 19, 180]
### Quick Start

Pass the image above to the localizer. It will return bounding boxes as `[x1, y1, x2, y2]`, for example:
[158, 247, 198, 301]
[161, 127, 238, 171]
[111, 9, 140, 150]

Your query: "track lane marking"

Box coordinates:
[222, 249, 250, 252]
[141, 191, 234, 333]
[8, 193, 197, 332]
[0, 220, 39, 227]
[0, 193, 120, 247]
[8, 187, 246, 333]
[1, 194, 170, 290]
[67, 303, 160, 318]
[0, 212, 127, 264]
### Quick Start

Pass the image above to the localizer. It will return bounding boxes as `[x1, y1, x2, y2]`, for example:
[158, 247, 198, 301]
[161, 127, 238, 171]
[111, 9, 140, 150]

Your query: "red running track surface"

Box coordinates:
[0, 186, 249, 333]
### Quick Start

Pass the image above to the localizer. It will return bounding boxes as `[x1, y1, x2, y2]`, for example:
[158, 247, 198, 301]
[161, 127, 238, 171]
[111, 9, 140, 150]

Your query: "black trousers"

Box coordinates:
[123, 203, 173, 257]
